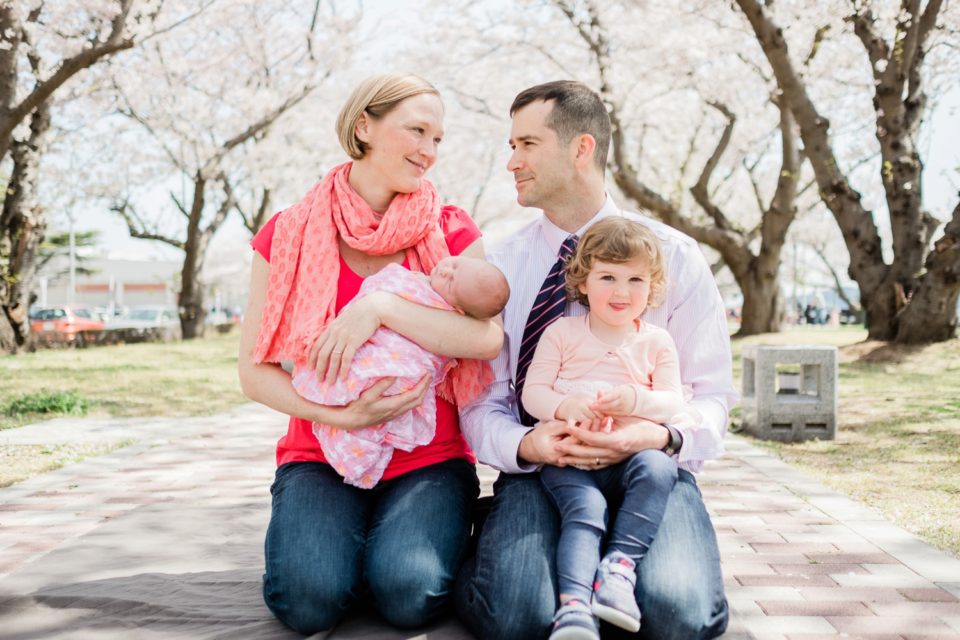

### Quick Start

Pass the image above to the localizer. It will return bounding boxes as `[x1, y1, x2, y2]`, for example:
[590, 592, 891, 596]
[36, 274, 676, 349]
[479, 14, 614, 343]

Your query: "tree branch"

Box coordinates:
[735, 0, 886, 286]
[690, 101, 736, 232]
[0, 0, 137, 157]
[812, 242, 859, 311]
[250, 188, 272, 234]
[112, 200, 184, 249]
[803, 25, 831, 68]
[169, 192, 190, 219]
[200, 80, 320, 178]
[848, 4, 889, 84]
[204, 173, 236, 236]
[114, 82, 191, 175]
[743, 156, 768, 216]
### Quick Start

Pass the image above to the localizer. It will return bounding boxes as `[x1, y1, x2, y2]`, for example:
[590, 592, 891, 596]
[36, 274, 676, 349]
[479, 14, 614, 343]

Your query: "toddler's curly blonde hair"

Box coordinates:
[565, 217, 667, 309]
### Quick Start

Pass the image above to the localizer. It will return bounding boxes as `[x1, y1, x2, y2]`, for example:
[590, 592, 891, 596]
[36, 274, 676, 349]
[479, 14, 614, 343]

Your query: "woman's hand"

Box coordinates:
[309, 291, 394, 384]
[592, 385, 637, 417]
[555, 396, 601, 423]
[333, 374, 432, 430]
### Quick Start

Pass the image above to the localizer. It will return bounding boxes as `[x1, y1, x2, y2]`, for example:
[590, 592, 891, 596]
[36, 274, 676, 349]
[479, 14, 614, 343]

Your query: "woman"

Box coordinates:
[237, 73, 503, 635]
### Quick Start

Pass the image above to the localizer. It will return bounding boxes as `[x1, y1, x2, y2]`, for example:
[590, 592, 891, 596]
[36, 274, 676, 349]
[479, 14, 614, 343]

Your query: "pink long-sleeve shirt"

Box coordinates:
[521, 315, 690, 425]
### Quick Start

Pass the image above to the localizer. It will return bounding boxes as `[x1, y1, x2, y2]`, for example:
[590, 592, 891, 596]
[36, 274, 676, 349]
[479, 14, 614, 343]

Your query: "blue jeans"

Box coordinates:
[540, 450, 678, 604]
[263, 459, 478, 634]
[455, 468, 727, 640]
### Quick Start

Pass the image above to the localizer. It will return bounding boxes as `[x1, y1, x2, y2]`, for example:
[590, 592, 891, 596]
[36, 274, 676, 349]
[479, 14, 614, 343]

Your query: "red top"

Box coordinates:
[251, 205, 481, 479]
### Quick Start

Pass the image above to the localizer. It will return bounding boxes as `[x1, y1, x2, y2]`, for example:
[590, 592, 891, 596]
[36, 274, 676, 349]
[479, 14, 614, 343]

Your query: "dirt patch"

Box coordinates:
[840, 340, 927, 364]
[840, 338, 960, 373]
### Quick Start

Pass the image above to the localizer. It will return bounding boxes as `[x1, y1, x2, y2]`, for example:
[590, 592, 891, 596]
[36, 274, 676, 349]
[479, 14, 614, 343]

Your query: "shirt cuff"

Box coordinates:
[505, 425, 539, 474]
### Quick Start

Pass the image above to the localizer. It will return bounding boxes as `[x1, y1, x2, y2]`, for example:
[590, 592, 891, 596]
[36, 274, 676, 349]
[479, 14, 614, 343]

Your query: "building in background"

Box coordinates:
[36, 254, 180, 317]
[35, 238, 253, 322]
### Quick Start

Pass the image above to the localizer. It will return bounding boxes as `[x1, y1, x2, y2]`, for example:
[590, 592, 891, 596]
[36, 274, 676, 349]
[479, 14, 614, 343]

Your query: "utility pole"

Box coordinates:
[67, 212, 77, 305]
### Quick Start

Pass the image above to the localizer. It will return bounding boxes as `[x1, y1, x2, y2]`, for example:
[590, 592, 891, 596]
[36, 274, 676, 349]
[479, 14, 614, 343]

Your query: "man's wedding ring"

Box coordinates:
[594, 457, 600, 466]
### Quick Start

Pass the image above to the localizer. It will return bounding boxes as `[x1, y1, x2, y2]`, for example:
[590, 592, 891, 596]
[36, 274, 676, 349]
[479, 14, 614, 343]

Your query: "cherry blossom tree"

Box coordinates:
[100, 0, 357, 338]
[0, 0, 175, 353]
[736, 0, 960, 342]
[541, 0, 811, 335]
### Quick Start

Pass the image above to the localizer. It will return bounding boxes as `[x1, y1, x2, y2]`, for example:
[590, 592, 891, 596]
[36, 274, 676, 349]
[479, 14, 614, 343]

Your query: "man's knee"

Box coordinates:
[640, 586, 729, 640]
[454, 474, 558, 640]
[455, 564, 553, 640]
[627, 450, 679, 491]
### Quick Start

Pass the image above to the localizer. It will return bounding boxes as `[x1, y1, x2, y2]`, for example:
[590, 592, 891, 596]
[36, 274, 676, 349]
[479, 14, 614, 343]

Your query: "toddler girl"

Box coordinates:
[522, 216, 700, 639]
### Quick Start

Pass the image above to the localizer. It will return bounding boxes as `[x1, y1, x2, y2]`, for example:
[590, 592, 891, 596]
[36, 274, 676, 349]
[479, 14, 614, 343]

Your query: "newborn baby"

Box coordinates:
[292, 257, 509, 488]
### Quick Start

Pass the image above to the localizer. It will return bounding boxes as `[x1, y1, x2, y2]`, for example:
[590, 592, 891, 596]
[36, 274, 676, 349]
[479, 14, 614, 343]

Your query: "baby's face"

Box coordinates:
[430, 256, 470, 308]
[430, 256, 508, 318]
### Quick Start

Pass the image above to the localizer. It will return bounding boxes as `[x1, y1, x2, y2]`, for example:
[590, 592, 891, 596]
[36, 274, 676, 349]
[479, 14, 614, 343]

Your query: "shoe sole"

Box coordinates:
[592, 601, 641, 632]
[549, 627, 600, 640]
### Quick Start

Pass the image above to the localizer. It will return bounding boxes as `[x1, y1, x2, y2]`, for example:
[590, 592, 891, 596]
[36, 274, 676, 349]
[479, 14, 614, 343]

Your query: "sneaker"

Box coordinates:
[549, 598, 600, 640]
[591, 551, 641, 632]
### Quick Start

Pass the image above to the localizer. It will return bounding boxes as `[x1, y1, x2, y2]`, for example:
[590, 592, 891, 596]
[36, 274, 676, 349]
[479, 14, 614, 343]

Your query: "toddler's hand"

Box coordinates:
[555, 396, 600, 423]
[579, 416, 614, 433]
[592, 385, 637, 417]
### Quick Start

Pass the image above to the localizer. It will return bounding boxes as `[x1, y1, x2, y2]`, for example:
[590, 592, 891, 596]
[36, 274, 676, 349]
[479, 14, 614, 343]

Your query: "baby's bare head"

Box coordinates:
[430, 256, 510, 318]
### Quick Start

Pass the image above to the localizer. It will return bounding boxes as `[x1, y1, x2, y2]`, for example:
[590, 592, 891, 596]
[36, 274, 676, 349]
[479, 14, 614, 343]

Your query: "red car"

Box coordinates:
[30, 306, 105, 347]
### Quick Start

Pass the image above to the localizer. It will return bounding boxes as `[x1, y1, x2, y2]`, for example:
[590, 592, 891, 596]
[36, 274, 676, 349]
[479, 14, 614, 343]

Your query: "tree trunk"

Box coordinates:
[735, 0, 953, 343]
[894, 199, 960, 343]
[178, 263, 206, 340]
[178, 173, 207, 340]
[0, 105, 51, 353]
[737, 258, 784, 336]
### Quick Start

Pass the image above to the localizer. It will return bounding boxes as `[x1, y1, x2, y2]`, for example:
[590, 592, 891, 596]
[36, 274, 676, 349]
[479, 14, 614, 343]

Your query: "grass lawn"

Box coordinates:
[0, 332, 246, 486]
[731, 326, 960, 558]
[0, 331, 246, 430]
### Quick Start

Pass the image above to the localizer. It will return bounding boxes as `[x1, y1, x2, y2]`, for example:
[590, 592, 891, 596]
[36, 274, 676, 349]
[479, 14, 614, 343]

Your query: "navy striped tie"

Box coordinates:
[516, 235, 579, 426]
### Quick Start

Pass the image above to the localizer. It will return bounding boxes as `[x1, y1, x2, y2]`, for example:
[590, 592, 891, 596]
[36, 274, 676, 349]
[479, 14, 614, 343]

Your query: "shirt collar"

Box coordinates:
[541, 193, 623, 256]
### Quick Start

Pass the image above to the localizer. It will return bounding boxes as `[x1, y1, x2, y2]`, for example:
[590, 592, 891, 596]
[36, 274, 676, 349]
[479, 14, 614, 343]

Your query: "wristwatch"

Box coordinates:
[661, 425, 682, 457]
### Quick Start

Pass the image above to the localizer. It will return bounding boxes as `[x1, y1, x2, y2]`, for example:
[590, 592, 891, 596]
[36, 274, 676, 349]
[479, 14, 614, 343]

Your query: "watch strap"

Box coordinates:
[661, 424, 682, 457]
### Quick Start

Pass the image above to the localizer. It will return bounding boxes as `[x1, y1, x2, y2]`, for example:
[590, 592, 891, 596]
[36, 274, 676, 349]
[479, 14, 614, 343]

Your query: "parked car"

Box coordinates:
[30, 306, 105, 347]
[106, 305, 182, 343]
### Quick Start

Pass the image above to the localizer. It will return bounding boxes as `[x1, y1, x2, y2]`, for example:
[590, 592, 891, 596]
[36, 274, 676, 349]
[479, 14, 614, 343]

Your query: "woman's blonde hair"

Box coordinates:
[565, 217, 667, 309]
[335, 73, 440, 159]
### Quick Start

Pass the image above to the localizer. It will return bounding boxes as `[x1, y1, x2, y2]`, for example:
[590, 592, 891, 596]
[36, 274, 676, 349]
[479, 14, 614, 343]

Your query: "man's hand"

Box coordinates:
[517, 419, 572, 467]
[555, 417, 669, 468]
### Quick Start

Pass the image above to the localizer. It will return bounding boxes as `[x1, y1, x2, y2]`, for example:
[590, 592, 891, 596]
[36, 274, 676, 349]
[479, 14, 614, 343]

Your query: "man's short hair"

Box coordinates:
[510, 80, 611, 170]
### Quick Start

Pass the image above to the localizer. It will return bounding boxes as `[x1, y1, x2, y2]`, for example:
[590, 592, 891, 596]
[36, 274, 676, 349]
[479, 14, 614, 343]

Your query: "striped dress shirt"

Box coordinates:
[460, 195, 739, 474]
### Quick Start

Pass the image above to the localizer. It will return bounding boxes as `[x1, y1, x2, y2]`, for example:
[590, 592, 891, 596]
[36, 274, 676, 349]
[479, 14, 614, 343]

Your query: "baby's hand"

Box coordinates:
[555, 396, 600, 423]
[592, 385, 637, 417]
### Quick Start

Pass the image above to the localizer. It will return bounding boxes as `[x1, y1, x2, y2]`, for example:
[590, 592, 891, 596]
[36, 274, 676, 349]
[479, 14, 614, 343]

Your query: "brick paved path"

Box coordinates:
[0, 404, 958, 639]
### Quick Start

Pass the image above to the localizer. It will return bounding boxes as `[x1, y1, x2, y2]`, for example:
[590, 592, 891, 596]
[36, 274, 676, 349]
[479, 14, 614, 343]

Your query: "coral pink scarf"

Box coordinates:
[254, 161, 492, 407]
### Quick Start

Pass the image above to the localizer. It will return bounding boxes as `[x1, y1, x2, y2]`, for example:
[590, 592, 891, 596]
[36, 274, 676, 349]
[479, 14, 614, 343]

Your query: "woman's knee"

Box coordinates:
[262, 569, 355, 634]
[367, 565, 452, 628]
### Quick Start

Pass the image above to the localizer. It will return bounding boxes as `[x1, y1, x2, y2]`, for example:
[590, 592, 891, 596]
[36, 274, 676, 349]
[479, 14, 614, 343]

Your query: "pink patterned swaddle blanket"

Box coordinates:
[291, 263, 456, 488]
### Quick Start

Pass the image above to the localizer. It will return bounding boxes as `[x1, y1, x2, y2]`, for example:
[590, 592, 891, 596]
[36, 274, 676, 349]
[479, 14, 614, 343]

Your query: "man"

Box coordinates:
[455, 81, 737, 640]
